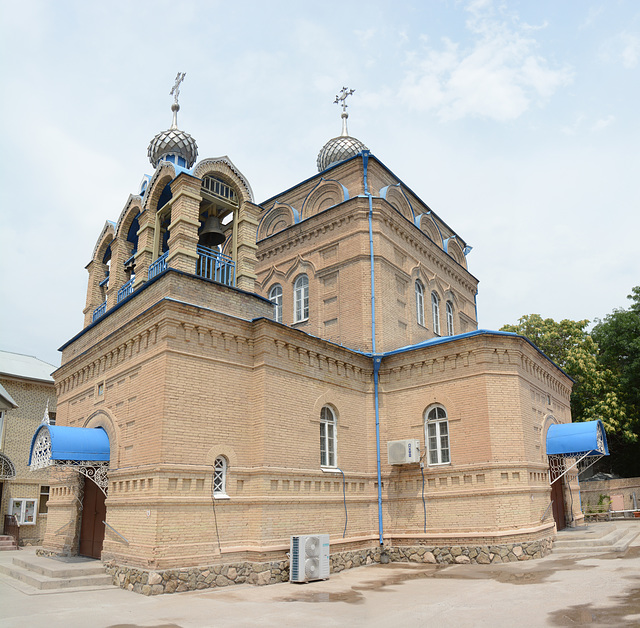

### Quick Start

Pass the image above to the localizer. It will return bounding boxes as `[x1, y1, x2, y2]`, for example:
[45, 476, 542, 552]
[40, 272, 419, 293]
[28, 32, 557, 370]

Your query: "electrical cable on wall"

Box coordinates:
[210, 468, 222, 554]
[337, 467, 348, 538]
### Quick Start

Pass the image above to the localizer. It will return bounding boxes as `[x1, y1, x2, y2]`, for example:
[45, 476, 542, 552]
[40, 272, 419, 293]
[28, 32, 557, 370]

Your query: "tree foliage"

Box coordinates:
[500, 314, 634, 441]
[590, 287, 640, 475]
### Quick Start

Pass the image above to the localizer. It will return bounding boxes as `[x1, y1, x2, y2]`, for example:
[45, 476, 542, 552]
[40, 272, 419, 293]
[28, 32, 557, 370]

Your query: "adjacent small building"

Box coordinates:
[0, 350, 56, 545]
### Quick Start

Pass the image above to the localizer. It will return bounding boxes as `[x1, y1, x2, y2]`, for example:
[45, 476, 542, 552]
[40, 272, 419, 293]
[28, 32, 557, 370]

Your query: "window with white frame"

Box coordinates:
[0, 411, 4, 448]
[446, 301, 454, 336]
[213, 456, 228, 497]
[10, 498, 37, 525]
[269, 284, 283, 323]
[294, 274, 309, 323]
[425, 405, 450, 465]
[320, 406, 337, 467]
[39, 486, 50, 514]
[431, 292, 441, 335]
[415, 280, 425, 326]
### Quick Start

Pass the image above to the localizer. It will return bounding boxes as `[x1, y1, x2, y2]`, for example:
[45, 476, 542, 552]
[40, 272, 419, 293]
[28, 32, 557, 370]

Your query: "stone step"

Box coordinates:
[0, 540, 18, 551]
[12, 555, 108, 579]
[553, 526, 626, 549]
[0, 561, 113, 590]
[552, 526, 640, 555]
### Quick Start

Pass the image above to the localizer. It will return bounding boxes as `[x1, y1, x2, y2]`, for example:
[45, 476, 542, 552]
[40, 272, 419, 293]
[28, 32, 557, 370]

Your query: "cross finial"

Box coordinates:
[170, 72, 186, 106]
[333, 87, 355, 137]
[169, 72, 186, 129]
[334, 87, 355, 114]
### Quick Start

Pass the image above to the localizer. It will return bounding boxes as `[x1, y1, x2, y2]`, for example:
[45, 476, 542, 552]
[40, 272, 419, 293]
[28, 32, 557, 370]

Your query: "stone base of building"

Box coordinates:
[94, 536, 553, 595]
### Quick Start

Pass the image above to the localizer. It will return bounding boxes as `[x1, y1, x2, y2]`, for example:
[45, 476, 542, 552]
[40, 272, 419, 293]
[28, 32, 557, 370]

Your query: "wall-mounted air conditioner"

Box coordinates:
[387, 439, 420, 465]
[290, 534, 330, 583]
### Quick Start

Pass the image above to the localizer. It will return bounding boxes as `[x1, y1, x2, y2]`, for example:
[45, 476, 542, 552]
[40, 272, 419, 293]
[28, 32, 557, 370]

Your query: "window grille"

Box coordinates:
[213, 456, 227, 496]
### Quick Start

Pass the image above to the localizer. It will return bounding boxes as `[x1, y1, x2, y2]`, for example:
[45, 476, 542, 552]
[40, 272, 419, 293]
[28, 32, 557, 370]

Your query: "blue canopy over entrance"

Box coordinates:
[29, 425, 110, 465]
[546, 420, 609, 457]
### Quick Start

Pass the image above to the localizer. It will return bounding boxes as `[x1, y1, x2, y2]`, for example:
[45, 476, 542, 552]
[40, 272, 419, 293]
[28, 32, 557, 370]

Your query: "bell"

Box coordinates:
[199, 214, 226, 247]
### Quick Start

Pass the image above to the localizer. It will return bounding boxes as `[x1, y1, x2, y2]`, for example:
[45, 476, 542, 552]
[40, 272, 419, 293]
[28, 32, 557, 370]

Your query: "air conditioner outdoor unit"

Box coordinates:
[290, 534, 330, 583]
[387, 439, 421, 465]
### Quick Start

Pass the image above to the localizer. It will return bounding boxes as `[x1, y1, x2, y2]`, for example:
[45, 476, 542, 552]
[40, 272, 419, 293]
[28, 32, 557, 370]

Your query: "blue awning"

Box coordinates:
[546, 420, 609, 457]
[29, 425, 110, 465]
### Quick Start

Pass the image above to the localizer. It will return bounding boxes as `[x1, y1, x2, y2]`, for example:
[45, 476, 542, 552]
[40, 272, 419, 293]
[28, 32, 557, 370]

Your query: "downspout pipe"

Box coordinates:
[373, 356, 384, 545]
[363, 150, 384, 546]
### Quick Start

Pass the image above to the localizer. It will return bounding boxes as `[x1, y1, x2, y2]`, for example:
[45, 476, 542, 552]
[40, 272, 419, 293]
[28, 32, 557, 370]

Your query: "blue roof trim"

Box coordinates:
[29, 425, 110, 464]
[546, 420, 609, 457]
[381, 329, 573, 380]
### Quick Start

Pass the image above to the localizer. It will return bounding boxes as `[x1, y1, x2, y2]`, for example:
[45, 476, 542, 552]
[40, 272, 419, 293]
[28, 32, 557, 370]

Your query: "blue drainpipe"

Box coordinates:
[363, 150, 384, 546]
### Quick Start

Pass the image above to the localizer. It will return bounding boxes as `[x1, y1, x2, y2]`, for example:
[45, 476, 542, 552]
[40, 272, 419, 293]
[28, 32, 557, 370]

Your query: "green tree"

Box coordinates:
[591, 287, 640, 476]
[499, 314, 634, 441]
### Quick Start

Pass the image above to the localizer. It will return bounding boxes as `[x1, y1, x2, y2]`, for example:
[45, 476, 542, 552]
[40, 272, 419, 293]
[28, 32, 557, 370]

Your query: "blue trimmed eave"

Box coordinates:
[381, 329, 574, 381]
[248, 323, 573, 386]
[546, 420, 609, 457]
[259, 152, 467, 252]
[29, 425, 110, 464]
[59, 267, 273, 352]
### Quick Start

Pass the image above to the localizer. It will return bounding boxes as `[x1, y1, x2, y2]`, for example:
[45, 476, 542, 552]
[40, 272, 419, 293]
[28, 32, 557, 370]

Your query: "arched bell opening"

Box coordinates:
[196, 175, 239, 286]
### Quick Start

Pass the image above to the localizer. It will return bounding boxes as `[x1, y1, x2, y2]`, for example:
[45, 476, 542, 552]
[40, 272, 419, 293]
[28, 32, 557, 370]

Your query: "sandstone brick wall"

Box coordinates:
[255, 158, 479, 355]
[0, 375, 55, 545]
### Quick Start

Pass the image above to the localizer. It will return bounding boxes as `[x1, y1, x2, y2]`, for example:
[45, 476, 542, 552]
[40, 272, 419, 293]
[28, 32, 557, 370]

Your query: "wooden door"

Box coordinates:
[79, 477, 106, 559]
[550, 472, 566, 531]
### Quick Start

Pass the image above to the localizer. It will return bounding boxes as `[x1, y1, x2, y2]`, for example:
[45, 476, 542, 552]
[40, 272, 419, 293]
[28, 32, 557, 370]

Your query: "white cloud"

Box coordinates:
[399, 0, 572, 121]
[592, 115, 615, 131]
[600, 32, 640, 69]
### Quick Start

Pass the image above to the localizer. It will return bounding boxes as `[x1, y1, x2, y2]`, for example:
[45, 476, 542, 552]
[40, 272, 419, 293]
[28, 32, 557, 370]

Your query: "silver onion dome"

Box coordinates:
[317, 134, 367, 172]
[317, 87, 367, 172]
[148, 73, 198, 169]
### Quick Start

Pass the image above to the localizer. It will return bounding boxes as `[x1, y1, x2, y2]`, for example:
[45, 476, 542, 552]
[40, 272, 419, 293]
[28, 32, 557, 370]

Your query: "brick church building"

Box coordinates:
[29, 81, 608, 593]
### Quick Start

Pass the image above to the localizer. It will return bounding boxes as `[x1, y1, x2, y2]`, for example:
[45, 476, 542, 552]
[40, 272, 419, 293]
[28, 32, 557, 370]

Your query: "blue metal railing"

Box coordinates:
[92, 301, 107, 322]
[148, 251, 168, 280]
[196, 246, 235, 286]
[116, 278, 135, 303]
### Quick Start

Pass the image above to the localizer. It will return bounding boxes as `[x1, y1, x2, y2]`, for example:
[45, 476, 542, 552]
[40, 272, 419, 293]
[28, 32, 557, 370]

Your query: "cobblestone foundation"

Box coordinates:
[100, 536, 553, 595]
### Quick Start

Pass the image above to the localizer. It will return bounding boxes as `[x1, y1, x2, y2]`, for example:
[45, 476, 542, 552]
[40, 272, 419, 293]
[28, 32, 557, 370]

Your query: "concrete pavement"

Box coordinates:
[1, 522, 639, 628]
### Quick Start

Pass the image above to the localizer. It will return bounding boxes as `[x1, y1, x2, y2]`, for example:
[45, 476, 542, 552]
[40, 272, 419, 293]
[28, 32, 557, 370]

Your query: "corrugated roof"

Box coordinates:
[0, 350, 56, 383]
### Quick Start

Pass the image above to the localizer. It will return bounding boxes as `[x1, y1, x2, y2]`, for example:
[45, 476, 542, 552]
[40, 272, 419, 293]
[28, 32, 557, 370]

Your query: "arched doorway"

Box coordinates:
[79, 476, 106, 559]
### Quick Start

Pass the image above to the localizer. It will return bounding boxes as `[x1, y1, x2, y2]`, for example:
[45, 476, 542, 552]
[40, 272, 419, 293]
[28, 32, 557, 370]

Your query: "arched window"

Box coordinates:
[425, 405, 450, 465]
[431, 292, 441, 335]
[294, 274, 309, 323]
[320, 406, 337, 467]
[213, 456, 228, 497]
[446, 301, 454, 336]
[415, 280, 425, 326]
[269, 284, 283, 323]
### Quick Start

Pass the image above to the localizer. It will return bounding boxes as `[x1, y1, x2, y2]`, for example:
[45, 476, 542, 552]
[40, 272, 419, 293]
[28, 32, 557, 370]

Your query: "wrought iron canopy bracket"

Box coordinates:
[548, 452, 604, 485]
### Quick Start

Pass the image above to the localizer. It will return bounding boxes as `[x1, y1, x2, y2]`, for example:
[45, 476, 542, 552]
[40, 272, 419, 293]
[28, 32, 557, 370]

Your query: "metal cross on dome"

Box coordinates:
[334, 87, 355, 113]
[171, 72, 186, 105]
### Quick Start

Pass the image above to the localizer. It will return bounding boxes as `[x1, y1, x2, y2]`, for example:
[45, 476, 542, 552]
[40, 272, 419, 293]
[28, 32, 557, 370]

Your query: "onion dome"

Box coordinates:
[317, 87, 367, 172]
[148, 73, 198, 169]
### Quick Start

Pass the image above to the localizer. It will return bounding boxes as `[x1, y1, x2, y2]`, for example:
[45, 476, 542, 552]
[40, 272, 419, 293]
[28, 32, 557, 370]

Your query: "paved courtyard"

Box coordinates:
[1, 522, 639, 628]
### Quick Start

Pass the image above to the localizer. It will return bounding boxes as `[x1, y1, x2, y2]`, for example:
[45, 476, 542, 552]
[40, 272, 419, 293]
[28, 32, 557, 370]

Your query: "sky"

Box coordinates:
[0, 0, 638, 369]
